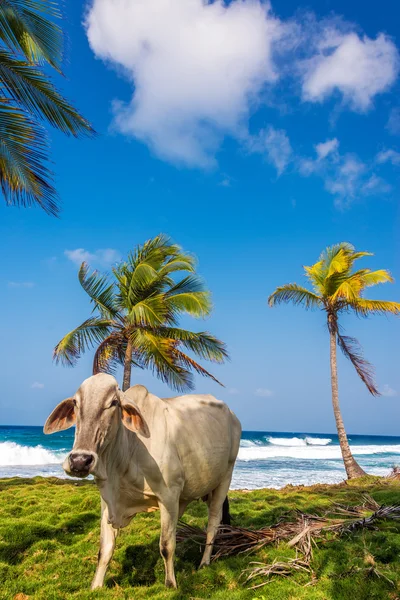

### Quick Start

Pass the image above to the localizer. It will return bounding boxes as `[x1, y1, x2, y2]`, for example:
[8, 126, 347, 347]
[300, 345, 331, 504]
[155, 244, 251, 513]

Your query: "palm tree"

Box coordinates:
[268, 242, 400, 479]
[0, 0, 94, 215]
[54, 235, 228, 392]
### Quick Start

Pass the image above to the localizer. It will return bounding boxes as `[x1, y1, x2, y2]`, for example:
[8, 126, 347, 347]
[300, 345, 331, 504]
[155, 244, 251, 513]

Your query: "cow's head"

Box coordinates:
[43, 374, 149, 479]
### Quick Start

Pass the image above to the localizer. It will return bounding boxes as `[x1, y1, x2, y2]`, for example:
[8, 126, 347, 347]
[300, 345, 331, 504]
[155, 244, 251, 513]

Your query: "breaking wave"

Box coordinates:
[305, 437, 332, 445]
[238, 444, 400, 462]
[0, 442, 67, 466]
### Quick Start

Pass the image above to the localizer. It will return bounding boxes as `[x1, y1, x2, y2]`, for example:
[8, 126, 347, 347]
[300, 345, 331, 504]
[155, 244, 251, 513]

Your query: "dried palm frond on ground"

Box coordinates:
[387, 466, 400, 480]
[242, 558, 311, 589]
[177, 495, 400, 587]
[177, 495, 400, 560]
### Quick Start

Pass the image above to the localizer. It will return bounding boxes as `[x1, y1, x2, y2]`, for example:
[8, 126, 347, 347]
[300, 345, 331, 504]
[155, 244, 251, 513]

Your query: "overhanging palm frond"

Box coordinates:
[268, 284, 322, 310]
[53, 317, 112, 367]
[0, 100, 58, 214]
[0, 0, 64, 72]
[78, 263, 119, 319]
[0, 49, 94, 136]
[336, 332, 379, 396]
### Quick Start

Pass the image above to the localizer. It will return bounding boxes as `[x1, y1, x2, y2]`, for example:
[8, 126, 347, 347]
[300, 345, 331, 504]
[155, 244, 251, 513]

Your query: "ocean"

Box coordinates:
[1, 426, 399, 489]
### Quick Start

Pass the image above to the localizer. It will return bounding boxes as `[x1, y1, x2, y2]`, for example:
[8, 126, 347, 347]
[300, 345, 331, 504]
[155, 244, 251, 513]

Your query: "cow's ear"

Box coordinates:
[44, 399, 76, 434]
[119, 392, 149, 437]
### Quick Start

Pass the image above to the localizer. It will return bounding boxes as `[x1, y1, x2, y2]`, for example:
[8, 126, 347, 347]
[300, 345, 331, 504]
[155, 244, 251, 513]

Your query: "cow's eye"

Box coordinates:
[110, 399, 118, 407]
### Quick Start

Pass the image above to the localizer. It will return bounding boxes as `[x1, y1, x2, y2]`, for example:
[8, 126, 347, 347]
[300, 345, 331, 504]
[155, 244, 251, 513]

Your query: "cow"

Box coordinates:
[44, 373, 242, 589]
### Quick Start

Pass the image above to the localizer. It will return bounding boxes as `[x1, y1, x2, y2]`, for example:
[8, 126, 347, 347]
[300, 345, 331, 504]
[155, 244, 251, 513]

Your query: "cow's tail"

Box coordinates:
[221, 496, 231, 525]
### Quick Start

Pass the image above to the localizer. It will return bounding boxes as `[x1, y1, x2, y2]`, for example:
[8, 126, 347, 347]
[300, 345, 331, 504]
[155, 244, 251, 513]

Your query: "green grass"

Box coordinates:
[1, 477, 400, 599]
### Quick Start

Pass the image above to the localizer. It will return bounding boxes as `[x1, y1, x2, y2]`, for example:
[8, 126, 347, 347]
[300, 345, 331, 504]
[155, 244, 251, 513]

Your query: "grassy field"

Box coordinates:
[1, 477, 400, 600]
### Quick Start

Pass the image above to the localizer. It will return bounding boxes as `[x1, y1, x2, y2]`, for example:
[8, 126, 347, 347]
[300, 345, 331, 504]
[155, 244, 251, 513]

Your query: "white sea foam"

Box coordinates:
[305, 437, 332, 446]
[230, 465, 392, 490]
[0, 442, 66, 466]
[267, 436, 307, 446]
[238, 444, 400, 462]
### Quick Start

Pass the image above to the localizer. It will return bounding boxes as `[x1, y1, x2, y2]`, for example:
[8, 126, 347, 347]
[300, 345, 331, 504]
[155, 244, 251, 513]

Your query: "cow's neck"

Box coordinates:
[94, 422, 148, 521]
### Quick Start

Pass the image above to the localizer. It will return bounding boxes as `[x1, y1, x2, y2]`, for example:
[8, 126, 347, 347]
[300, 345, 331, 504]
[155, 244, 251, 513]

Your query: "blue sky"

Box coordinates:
[1, 0, 399, 434]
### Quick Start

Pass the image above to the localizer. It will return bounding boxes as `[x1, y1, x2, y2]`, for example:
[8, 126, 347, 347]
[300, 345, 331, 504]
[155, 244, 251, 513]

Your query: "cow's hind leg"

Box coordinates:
[199, 471, 233, 568]
[91, 499, 119, 589]
[159, 501, 179, 588]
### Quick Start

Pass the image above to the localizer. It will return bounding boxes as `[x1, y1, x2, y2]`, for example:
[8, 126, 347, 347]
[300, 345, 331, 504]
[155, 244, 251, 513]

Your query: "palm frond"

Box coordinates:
[0, 100, 58, 214]
[0, 49, 94, 136]
[152, 327, 228, 363]
[129, 329, 194, 392]
[268, 284, 322, 310]
[53, 317, 112, 367]
[0, 0, 64, 72]
[336, 332, 379, 396]
[93, 331, 144, 376]
[348, 299, 400, 317]
[157, 255, 196, 277]
[171, 347, 224, 386]
[356, 269, 394, 288]
[164, 277, 213, 318]
[126, 296, 168, 327]
[78, 263, 119, 319]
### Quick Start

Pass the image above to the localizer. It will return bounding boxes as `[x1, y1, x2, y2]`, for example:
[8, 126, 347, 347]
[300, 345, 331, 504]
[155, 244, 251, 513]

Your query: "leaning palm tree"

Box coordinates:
[54, 235, 228, 392]
[0, 0, 94, 215]
[268, 243, 400, 479]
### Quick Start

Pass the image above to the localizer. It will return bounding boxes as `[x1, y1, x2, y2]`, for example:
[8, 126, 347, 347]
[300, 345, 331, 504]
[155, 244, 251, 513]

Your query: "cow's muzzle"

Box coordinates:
[66, 451, 96, 478]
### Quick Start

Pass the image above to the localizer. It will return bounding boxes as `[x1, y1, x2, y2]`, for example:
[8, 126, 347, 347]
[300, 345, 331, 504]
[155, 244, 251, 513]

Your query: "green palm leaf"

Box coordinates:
[268, 284, 322, 310]
[0, 100, 57, 214]
[78, 263, 119, 319]
[53, 317, 112, 367]
[130, 328, 194, 392]
[0, 49, 94, 136]
[0, 0, 64, 71]
[152, 326, 228, 363]
[170, 347, 224, 386]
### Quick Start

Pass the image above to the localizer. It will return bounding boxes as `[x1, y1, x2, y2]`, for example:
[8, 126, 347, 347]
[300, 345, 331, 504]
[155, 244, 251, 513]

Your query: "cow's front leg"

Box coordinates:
[91, 499, 119, 589]
[159, 501, 179, 588]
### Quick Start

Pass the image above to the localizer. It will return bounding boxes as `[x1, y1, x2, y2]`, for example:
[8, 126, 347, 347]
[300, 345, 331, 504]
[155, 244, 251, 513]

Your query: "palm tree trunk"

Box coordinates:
[122, 339, 133, 392]
[329, 327, 366, 479]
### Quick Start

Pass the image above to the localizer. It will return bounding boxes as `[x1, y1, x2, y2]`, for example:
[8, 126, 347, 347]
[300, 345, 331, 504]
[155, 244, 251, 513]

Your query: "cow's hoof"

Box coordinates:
[198, 561, 210, 570]
[165, 578, 177, 589]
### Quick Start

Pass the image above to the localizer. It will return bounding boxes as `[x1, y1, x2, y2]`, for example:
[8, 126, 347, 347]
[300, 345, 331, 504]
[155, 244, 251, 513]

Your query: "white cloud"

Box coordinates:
[315, 138, 339, 160]
[86, 0, 285, 167]
[301, 31, 399, 111]
[255, 388, 274, 398]
[65, 248, 120, 267]
[361, 173, 392, 195]
[31, 382, 45, 389]
[376, 149, 400, 166]
[251, 126, 292, 175]
[387, 108, 400, 135]
[381, 384, 397, 397]
[7, 281, 35, 288]
[298, 139, 391, 208]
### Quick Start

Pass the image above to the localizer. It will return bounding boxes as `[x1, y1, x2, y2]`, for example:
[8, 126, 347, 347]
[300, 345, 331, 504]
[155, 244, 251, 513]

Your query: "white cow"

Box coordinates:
[44, 373, 241, 589]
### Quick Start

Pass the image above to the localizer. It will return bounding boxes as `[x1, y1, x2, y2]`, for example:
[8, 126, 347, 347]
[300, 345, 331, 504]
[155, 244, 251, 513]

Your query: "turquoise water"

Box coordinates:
[1, 426, 399, 488]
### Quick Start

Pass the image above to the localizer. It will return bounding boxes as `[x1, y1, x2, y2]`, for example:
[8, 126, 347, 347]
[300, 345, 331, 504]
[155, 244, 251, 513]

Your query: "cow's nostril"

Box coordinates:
[69, 453, 93, 472]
